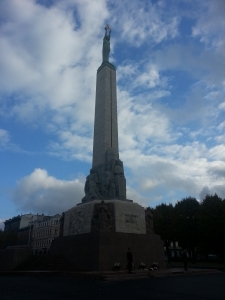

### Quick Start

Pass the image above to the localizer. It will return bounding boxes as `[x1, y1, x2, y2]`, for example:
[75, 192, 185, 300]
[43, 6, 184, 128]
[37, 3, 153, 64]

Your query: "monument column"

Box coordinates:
[92, 63, 118, 168]
[82, 25, 126, 203]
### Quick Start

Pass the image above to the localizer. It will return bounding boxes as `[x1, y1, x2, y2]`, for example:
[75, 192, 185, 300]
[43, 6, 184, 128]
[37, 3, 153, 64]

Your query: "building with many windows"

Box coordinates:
[4, 214, 43, 233]
[168, 241, 183, 258]
[4, 214, 46, 246]
[32, 214, 61, 254]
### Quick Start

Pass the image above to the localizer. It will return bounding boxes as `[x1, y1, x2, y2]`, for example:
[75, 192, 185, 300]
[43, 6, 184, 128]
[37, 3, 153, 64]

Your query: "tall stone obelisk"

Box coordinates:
[92, 27, 118, 167]
[51, 26, 166, 272]
[82, 25, 126, 203]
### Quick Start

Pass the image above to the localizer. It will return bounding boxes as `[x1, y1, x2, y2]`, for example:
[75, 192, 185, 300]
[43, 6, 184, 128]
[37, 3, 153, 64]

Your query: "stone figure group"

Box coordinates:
[82, 158, 126, 203]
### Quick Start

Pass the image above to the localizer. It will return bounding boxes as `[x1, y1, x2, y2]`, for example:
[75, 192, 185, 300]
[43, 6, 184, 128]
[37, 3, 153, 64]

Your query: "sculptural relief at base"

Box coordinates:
[63, 199, 147, 236]
[69, 210, 85, 235]
[82, 149, 126, 203]
[91, 201, 115, 231]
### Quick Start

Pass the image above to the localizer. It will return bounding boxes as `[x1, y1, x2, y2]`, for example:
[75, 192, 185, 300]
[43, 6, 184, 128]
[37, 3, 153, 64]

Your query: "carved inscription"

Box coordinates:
[69, 210, 85, 235]
[91, 201, 115, 231]
[125, 214, 138, 225]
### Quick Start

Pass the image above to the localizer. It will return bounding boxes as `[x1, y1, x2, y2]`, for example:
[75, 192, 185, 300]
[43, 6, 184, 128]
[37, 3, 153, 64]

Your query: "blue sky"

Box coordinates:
[0, 0, 225, 229]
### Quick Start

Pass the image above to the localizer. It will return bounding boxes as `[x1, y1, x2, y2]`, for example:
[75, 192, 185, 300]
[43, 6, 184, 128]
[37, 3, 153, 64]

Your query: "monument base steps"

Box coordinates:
[51, 231, 166, 271]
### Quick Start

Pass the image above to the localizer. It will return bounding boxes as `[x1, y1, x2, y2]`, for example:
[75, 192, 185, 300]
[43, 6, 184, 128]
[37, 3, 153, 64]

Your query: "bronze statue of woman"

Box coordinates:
[102, 25, 111, 62]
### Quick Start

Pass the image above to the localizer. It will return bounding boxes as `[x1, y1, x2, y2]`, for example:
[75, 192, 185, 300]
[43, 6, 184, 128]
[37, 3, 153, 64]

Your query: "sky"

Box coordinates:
[0, 0, 225, 229]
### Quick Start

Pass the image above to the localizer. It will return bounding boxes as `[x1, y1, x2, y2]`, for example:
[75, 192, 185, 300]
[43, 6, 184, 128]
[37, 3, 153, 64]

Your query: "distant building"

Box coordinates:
[17, 225, 33, 246]
[32, 214, 61, 254]
[4, 215, 21, 233]
[4, 213, 61, 249]
[165, 241, 183, 258]
[4, 214, 45, 233]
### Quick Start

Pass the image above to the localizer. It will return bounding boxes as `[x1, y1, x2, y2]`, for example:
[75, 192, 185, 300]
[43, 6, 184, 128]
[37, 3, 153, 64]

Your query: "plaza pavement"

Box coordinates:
[0, 271, 224, 300]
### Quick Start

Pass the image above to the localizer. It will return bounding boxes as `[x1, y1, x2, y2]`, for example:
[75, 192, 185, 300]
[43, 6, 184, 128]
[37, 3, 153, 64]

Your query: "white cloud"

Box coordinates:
[47, 130, 93, 162]
[218, 102, 225, 110]
[111, 0, 179, 46]
[208, 145, 225, 161]
[12, 168, 85, 214]
[208, 161, 225, 178]
[126, 186, 150, 207]
[199, 185, 225, 200]
[0, 129, 10, 147]
[117, 88, 174, 156]
[120, 139, 225, 206]
[217, 121, 225, 131]
[134, 65, 163, 89]
[0, 0, 225, 214]
[215, 135, 225, 144]
[0, 0, 110, 161]
[192, 0, 225, 54]
[0, 0, 108, 124]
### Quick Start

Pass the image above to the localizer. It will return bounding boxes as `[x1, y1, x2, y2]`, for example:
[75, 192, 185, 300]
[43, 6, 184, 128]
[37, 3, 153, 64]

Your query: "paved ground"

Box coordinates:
[1, 272, 225, 300]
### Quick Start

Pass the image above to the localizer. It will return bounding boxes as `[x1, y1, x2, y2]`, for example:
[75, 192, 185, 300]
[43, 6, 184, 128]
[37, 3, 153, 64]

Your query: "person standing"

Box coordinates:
[127, 247, 133, 273]
[183, 250, 188, 270]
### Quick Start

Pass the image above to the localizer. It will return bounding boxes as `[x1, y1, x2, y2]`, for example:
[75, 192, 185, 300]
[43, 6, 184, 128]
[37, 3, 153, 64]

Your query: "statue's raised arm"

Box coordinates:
[102, 25, 111, 62]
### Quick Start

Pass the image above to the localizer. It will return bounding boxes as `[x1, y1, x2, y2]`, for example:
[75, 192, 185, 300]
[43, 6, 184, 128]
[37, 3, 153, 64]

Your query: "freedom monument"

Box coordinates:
[51, 26, 166, 271]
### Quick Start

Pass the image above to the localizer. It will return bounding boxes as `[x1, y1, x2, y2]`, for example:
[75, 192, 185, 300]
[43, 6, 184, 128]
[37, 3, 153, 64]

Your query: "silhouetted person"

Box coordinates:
[183, 250, 188, 270]
[127, 247, 133, 273]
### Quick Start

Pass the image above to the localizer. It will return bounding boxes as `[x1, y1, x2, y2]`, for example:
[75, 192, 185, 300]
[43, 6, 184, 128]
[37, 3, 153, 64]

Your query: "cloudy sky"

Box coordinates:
[0, 0, 225, 229]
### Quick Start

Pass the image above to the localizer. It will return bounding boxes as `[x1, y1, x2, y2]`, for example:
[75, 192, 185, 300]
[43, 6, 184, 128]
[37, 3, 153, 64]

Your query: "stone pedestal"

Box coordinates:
[51, 200, 166, 271]
[63, 200, 146, 236]
[0, 246, 32, 271]
[51, 231, 166, 271]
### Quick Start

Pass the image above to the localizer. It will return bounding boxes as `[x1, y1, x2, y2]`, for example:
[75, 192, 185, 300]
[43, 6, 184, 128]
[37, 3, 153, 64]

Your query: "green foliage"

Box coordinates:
[0, 230, 5, 249]
[151, 203, 175, 259]
[198, 194, 225, 258]
[152, 203, 175, 241]
[174, 197, 200, 251]
[151, 194, 225, 262]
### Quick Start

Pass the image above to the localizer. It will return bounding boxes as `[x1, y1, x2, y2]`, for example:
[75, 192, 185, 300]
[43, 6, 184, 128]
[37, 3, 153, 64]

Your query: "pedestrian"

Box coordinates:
[183, 250, 188, 270]
[127, 247, 133, 273]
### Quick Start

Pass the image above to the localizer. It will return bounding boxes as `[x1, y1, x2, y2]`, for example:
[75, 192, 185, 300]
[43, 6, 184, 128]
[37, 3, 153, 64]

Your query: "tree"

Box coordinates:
[174, 197, 200, 259]
[199, 194, 225, 261]
[0, 230, 5, 249]
[151, 203, 175, 260]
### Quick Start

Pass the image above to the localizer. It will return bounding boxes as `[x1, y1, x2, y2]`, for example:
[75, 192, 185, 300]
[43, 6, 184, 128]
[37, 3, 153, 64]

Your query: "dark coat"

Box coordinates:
[127, 250, 133, 262]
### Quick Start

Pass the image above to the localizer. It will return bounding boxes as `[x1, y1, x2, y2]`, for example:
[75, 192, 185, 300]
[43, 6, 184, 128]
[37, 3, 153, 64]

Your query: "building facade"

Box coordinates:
[32, 214, 61, 254]
[17, 225, 33, 246]
[4, 214, 44, 233]
[4, 213, 61, 252]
